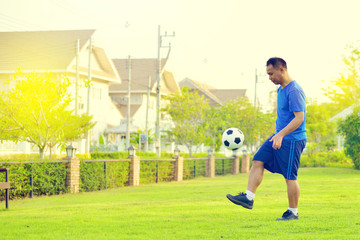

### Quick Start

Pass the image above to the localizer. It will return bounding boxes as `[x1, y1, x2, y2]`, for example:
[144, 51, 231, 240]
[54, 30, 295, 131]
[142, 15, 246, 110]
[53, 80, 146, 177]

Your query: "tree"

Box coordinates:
[162, 87, 209, 157]
[219, 97, 276, 153]
[0, 71, 94, 159]
[338, 105, 360, 169]
[323, 43, 360, 113]
[203, 106, 224, 152]
[130, 129, 155, 152]
[306, 100, 337, 152]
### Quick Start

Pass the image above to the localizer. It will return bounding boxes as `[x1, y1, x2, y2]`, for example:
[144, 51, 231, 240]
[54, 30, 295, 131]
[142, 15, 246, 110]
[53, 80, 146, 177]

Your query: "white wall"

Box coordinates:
[72, 79, 122, 144]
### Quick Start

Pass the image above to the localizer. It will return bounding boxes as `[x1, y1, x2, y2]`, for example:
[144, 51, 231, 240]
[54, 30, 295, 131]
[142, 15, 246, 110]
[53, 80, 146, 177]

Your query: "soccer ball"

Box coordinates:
[222, 127, 245, 150]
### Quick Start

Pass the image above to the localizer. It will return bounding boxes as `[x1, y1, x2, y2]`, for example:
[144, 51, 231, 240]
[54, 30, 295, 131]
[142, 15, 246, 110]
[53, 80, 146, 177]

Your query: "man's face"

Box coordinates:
[266, 64, 283, 85]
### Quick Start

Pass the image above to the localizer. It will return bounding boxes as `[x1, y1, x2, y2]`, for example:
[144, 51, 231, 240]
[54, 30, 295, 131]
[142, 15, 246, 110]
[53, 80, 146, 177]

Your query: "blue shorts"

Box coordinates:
[253, 135, 306, 180]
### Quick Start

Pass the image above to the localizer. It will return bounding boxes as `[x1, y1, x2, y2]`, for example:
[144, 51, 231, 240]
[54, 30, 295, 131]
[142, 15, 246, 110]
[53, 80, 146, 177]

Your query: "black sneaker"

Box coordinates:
[226, 193, 253, 209]
[276, 210, 299, 221]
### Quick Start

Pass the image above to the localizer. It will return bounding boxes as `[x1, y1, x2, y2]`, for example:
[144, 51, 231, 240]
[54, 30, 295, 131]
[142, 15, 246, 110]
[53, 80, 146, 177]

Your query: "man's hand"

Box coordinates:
[269, 133, 283, 150]
[270, 111, 304, 150]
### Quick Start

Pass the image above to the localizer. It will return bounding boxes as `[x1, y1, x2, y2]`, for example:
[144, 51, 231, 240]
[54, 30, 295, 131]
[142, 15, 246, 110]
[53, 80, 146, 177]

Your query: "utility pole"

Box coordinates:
[254, 68, 266, 110]
[126, 56, 131, 150]
[85, 37, 92, 154]
[75, 39, 80, 115]
[145, 75, 151, 153]
[156, 25, 175, 157]
[254, 68, 258, 109]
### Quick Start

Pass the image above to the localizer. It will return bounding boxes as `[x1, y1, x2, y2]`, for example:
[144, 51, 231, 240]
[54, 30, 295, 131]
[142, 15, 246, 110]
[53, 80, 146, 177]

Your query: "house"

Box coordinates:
[108, 58, 180, 151]
[0, 29, 122, 154]
[330, 104, 358, 149]
[179, 78, 247, 106]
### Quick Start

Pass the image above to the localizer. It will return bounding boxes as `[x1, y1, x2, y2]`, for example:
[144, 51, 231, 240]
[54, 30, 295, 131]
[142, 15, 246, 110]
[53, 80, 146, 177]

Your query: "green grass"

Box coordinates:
[0, 168, 359, 240]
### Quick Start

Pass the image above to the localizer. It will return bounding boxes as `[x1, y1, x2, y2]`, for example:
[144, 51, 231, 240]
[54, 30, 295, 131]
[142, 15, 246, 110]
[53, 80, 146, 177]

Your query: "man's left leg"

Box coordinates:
[276, 179, 300, 221]
[286, 179, 300, 208]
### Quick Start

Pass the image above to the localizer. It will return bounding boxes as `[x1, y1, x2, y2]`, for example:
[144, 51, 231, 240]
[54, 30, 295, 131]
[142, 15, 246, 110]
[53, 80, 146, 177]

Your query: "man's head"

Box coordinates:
[266, 57, 289, 86]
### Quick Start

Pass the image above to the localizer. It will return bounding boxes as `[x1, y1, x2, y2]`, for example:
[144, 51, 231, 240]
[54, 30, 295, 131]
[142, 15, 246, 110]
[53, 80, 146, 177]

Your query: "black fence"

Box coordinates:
[0, 157, 235, 201]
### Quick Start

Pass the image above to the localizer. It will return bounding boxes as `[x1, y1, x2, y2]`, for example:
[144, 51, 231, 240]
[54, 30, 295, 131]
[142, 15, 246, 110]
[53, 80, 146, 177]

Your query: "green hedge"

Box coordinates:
[90, 151, 225, 159]
[300, 150, 354, 168]
[0, 162, 68, 200]
[183, 159, 206, 180]
[140, 161, 175, 184]
[80, 161, 130, 192]
[0, 152, 233, 199]
[215, 158, 233, 176]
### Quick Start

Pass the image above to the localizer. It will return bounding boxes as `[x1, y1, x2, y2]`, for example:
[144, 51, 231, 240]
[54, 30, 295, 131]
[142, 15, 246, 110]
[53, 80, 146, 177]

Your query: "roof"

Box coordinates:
[179, 78, 222, 106]
[209, 89, 247, 102]
[0, 30, 120, 83]
[161, 70, 179, 94]
[179, 78, 247, 106]
[330, 104, 357, 121]
[69, 45, 120, 82]
[110, 58, 180, 94]
[0, 29, 95, 71]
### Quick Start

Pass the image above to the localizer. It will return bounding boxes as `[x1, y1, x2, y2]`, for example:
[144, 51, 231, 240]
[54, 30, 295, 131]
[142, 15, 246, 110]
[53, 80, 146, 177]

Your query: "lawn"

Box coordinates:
[0, 168, 359, 240]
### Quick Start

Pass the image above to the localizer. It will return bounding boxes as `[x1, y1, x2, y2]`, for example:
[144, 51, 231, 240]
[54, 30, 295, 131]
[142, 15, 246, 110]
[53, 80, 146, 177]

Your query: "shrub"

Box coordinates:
[300, 150, 353, 168]
[0, 161, 68, 200]
[338, 105, 360, 169]
[0, 152, 232, 199]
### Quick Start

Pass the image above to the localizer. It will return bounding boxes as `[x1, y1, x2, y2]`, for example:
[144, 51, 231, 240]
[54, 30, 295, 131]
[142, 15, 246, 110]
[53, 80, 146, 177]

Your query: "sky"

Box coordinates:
[1, 0, 360, 110]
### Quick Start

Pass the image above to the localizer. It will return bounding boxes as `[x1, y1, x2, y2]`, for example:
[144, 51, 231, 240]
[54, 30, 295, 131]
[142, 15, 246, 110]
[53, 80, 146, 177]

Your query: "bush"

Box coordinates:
[300, 150, 353, 168]
[183, 159, 206, 180]
[338, 105, 360, 169]
[0, 152, 230, 199]
[0, 161, 68, 200]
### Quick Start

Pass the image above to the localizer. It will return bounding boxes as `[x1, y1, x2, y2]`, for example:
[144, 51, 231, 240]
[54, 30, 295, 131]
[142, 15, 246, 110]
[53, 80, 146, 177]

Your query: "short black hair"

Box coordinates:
[266, 57, 287, 69]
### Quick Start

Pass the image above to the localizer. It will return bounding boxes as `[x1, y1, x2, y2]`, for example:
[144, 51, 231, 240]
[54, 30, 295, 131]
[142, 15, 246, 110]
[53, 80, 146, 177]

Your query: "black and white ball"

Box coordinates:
[222, 127, 245, 150]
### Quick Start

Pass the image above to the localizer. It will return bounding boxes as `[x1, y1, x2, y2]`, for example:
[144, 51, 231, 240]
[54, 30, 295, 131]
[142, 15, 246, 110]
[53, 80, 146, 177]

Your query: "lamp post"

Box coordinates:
[128, 144, 140, 186]
[66, 144, 77, 158]
[242, 148, 247, 156]
[174, 147, 180, 158]
[207, 148, 213, 156]
[128, 145, 136, 157]
[206, 148, 215, 178]
[173, 146, 183, 181]
[65, 144, 79, 194]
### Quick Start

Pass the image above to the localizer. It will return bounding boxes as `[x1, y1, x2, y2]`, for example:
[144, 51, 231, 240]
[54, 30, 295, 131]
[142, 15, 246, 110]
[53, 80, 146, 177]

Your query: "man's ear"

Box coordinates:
[280, 67, 285, 74]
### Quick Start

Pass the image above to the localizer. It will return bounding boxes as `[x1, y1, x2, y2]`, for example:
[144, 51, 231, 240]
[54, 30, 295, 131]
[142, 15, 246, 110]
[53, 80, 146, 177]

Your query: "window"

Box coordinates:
[93, 88, 102, 100]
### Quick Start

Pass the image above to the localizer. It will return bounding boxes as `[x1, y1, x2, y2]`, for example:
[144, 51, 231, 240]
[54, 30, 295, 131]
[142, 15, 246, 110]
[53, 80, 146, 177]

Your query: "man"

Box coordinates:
[226, 57, 307, 221]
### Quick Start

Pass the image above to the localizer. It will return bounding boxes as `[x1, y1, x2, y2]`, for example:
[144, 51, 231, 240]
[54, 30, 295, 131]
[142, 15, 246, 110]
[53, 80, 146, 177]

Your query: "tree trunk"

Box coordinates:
[39, 149, 45, 159]
[49, 146, 53, 159]
[188, 145, 193, 157]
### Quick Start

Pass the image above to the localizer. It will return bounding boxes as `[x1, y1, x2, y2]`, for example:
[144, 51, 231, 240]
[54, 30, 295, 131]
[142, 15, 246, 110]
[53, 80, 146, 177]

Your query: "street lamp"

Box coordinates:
[207, 148, 213, 156]
[66, 144, 77, 158]
[128, 145, 136, 157]
[242, 148, 248, 156]
[174, 147, 180, 158]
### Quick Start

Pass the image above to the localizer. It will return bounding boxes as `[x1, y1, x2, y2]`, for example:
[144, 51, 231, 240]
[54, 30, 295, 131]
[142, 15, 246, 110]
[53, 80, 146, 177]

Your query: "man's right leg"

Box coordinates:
[226, 160, 265, 209]
[247, 160, 265, 193]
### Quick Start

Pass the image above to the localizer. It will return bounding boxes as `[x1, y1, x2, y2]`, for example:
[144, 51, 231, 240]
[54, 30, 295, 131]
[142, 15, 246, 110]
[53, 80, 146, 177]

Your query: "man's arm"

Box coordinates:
[270, 111, 304, 149]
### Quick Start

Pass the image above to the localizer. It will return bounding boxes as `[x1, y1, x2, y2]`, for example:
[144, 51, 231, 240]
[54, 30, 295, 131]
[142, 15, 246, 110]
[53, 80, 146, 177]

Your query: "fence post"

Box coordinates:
[173, 156, 183, 182]
[156, 161, 159, 183]
[241, 152, 250, 173]
[104, 161, 107, 189]
[30, 163, 33, 198]
[205, 154, 215, 178]
[66, 156, 80, 194]
[231, 155, 240, 175]
[129, 155, 140, 186]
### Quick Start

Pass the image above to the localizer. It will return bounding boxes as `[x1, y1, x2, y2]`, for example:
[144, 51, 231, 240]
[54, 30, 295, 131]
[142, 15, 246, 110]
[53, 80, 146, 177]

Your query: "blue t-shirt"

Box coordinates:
[276, 81, 307, 140]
